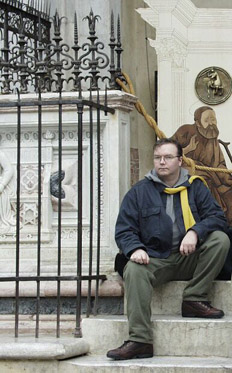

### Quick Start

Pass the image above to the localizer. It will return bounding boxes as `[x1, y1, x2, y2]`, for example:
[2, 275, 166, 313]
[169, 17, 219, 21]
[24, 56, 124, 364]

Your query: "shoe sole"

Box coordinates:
[107, 353, 153, 360]
[182, 313, 224, 319]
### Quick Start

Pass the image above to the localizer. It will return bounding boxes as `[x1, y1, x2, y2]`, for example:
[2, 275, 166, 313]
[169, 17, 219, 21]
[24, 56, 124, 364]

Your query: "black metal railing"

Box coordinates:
[0, 88, 115, 338]
[0, 0, 51, 93]
[0, 1, 121, 338]
[0, 0, 123, 93]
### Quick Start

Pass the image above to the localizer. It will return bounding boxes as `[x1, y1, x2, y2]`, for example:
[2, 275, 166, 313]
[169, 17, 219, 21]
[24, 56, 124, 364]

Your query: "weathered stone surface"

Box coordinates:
[82, 315, 232, 358]
[0, 361, 58, 373]
[150, 281, 232, 315]
[0, 336, 89, 360]
[59, 355, 232, 373]
[1, 355, 231, 373]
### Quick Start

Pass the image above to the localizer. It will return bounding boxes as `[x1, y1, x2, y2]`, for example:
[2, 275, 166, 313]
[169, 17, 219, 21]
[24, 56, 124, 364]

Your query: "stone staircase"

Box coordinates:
[0, 280, 232, 372]
[66, 280, 232, 372]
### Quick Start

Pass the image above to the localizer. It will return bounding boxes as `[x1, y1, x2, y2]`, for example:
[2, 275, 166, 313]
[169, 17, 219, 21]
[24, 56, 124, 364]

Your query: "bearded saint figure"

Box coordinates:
[172, 106, 232, 226]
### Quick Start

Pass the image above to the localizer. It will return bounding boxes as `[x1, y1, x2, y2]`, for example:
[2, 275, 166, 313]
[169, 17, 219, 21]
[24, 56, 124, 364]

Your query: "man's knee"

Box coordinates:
[123, 260, 149, 282]
[205, 230, 230, 254]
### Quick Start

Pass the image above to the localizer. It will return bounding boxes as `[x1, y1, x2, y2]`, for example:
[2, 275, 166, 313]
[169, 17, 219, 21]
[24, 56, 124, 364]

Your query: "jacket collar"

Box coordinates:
[145, 167, 189, 191]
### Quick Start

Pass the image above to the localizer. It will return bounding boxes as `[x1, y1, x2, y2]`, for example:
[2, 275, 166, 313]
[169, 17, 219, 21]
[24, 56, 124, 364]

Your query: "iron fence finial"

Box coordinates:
[83, 8, 101, 36]
[53, 10, 62, 35]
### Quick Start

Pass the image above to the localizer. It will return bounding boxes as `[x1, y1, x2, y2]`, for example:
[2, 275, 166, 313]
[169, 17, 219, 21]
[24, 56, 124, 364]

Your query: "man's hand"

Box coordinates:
[179, 230, 198, 256]
[130, 249, 150, 265]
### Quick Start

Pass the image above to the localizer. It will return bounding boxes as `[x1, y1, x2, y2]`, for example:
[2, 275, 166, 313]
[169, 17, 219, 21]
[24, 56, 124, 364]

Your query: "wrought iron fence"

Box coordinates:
[0, 0, 123, 93]
[0, 87, 115, 338]
[0, 0, 120, 338]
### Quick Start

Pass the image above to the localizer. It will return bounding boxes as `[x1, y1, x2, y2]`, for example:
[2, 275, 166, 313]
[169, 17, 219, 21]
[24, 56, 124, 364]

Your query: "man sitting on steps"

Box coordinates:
[107, 138, 230, 361]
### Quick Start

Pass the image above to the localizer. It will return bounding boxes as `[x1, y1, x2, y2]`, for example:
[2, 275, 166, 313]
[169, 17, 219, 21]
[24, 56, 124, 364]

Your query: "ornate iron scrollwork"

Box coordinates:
[0, 0, 123, 93]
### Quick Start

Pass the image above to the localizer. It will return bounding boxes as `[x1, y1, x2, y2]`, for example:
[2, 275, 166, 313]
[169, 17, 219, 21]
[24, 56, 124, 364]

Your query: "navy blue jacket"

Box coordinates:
[115, 175, 228, 259]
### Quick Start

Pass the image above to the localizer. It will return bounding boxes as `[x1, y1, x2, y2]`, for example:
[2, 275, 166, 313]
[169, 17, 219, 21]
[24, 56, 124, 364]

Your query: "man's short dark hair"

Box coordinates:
[153, 138, 183, 157]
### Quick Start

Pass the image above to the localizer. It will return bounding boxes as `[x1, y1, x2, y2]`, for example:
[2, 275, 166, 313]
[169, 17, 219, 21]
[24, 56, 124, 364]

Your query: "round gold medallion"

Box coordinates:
[195, 67, 232, 105]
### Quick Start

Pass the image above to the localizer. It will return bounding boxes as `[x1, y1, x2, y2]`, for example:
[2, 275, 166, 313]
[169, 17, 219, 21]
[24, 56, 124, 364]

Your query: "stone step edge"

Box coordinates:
[0, 277, 124, 297]
[0, 279, 229, 298]
[82, 314, 232, 322]
[2, 314, 230, 323]
[64, 354, 232, 369]
[0, 337, 89, 360]
[2, 314, 232, 336]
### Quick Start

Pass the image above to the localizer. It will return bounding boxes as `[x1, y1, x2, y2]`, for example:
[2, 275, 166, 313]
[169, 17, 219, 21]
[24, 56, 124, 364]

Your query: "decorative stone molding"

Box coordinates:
[172, 0, 196, 27]
[188, 42, 232, 54]
[191, 9, 232, 29]
[149, 37, 187, 68]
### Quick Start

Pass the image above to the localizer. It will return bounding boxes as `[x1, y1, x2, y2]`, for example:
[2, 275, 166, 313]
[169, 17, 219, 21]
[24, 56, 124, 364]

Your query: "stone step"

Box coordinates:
[59, 355, 232, 373]
[82, 315, 232, 358]
[0, 315, 76, 336]
[1, 355, 232, 372]
[149, 280, 232, 315]
[0, 335, 89, 360]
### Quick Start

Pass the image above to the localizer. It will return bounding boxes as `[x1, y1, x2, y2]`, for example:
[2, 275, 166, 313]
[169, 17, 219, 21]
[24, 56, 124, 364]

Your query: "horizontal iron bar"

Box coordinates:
[0, 99, 115, 114]
[0, 275, 107, 282]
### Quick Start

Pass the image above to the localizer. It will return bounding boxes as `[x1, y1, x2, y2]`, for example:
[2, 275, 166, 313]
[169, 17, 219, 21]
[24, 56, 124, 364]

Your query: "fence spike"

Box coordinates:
[117, 14, 121, 43]
[45, 0, 48, 14]
[74, 12, 78, 44]
[110, 10, 114, 39]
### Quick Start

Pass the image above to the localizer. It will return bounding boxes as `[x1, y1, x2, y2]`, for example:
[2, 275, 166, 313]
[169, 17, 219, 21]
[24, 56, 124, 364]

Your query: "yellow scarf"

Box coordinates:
[164, 175, 208, 231]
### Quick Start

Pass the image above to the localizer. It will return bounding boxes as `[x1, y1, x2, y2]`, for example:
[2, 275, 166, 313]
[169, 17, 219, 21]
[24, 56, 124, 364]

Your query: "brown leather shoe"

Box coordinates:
[182, 301, 224, 318]
[106, 340, 153, 360]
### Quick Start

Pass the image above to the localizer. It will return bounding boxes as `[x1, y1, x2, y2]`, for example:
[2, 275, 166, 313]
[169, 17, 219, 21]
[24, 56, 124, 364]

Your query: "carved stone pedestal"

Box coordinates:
[0, 90, 136, 297]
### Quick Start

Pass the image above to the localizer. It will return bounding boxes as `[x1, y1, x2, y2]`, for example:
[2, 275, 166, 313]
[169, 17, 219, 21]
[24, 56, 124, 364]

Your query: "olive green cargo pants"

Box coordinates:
[123, 231, 230, 344]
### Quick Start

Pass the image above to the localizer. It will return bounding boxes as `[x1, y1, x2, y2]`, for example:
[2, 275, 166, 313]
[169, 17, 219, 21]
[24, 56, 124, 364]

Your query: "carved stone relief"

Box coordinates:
[150, 37, 187, 68]
[21, 165, 44, 194]
[0, 150, 15, 233]
[51, 160, 77, 212]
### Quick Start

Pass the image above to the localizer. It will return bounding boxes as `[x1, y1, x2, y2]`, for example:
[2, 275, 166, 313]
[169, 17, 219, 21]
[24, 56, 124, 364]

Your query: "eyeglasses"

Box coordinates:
[153, 155, 180, 162]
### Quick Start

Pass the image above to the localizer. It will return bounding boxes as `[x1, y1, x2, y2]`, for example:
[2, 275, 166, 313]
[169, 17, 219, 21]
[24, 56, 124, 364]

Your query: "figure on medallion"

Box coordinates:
[205, 68, 223, 98]
[172, 106, 232, 226]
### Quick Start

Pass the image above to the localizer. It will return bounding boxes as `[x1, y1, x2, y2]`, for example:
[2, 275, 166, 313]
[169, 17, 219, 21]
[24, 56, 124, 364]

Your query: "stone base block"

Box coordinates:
[123, 280, 232, 316]
[150, 281, 232, 315]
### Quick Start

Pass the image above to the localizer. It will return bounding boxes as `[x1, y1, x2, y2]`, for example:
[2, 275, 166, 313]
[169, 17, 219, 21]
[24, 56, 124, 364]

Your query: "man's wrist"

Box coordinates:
[128, 247, 146, 258]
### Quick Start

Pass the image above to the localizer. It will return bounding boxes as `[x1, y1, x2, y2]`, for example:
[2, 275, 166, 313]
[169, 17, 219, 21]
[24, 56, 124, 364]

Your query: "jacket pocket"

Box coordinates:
[141, 206, 161, 218]
[141, 207, 161, 240]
